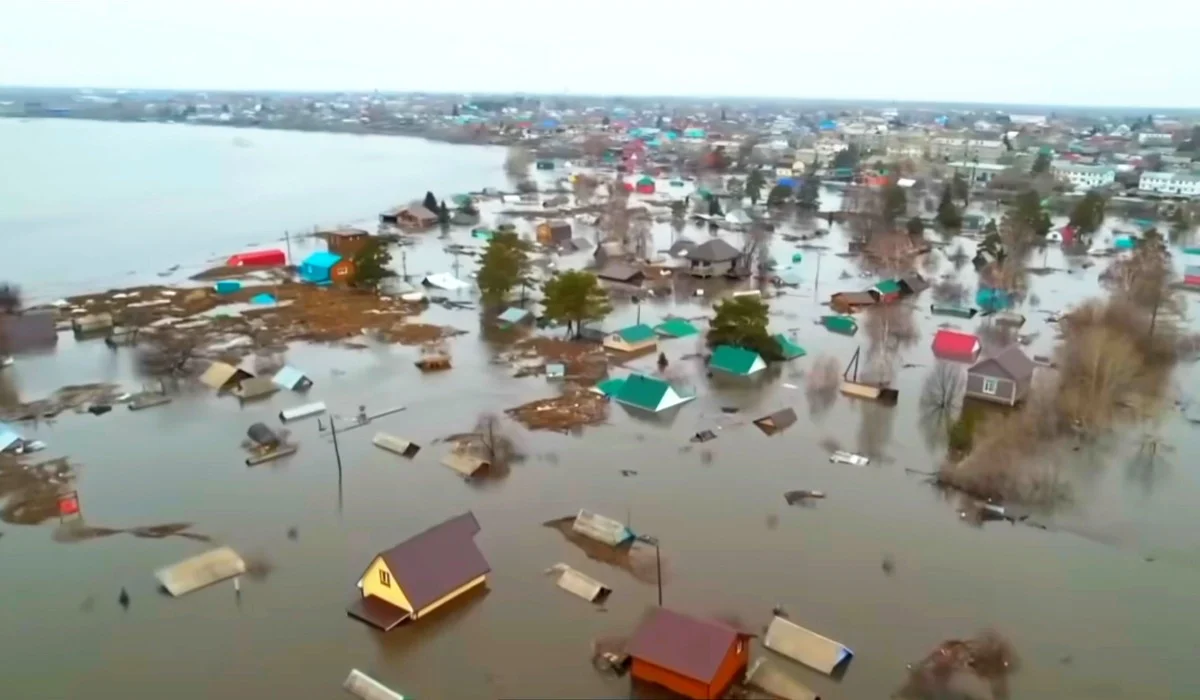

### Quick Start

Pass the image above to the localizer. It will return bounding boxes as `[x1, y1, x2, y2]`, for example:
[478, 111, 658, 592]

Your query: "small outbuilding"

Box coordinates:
[226, 249, 286, 267]
[496, 307, 533, 329]
[536, 220, 573, 245]
[829, 292, 876, 314]
[612, 374, 694, 413]
[966, 345, 1036, 406]
[931, 329, 982, 362]
[325, 229, 371, 258]
[685, 239, 743, 279]
[0, 311, 58, 353]
[348, 512, 489, 631]
[198, 361, 253, 392]
[597, 262, 646, 286]
[627, 607, 752, 699]
[272, 365, 313, 392]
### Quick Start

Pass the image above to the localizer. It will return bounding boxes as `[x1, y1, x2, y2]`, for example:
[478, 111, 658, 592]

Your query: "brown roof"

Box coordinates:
[627, 608, 739, 683]
[346, 596, 411, 631]
[376, 512, 489, 610]
[970, 344, 1035, 381]
[597, 263, 644, 283]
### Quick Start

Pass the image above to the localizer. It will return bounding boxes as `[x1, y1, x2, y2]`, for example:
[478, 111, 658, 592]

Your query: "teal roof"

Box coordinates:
[874, 279, 902, 294]
[497, 307, 531, 325]
[822, 315, 858, 335]
[595, 377, 626, 397]
[710, 345, 762, 375]
[614, 374, 670, 411]
[654, 318, 699, 338]
[773, 334, 806, 360]
[618, 324, 656, 344]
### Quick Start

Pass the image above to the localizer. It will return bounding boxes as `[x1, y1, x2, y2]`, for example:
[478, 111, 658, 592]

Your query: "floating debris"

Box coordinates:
[506, 388, 608, 432]
[784, 490, 826, 506]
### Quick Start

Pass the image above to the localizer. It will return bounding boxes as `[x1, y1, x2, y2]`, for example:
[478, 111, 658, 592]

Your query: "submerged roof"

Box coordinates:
[616, 324, 656, 344]
[687, 238, 742, 263]
[375, 512, 490, 610]
[710, 345, 764, 375]
[773, 333, 806, 360]
[655, 318, 699, 338]
[628, 608, 741, 683]
[970, 344, 1035, 381]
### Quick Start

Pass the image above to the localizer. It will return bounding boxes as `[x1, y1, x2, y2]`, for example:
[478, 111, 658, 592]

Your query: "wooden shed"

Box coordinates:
[325, 229, 371, 258]
[627, 607, 752, 699]
[966, 345, 1035, 406]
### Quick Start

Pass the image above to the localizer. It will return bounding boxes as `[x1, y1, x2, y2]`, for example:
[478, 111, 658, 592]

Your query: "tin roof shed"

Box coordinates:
[571, 509, 634, 547]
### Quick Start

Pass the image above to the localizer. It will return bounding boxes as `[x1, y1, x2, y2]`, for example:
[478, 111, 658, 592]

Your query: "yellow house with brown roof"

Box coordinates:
[348, 512, 490, 631]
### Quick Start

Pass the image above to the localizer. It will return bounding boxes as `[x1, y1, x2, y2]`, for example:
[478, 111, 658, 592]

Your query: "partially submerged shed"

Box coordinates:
[745, 657, 821, 700]
[155, 546, 247, 597]
[440, 451, 489, 478]
[547, 563, 611, 603]
[71, 312, 114, 335]
[753, 408, 798, 436]
[655, 318, 699, 338]
[612, 374, 694, 413]
[931, 329, 982, 362]
[342, 669, 406, 700]
[199, 361, 252, 391]
[348, 512, 489, 631]
[773, 333, 806, 360]
[232, 376, 279, 401]
[597, 262, 646, 286]
[372, 432, 421, 458]
[272, 365, 313, 392]
[571, 509, 634, 547]
[763, 615, 854, 676]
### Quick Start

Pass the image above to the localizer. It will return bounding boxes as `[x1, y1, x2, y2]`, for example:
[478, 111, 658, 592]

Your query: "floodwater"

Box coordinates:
[2, 120, 1200, 700]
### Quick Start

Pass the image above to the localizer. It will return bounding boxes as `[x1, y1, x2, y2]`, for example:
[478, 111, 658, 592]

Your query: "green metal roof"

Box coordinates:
[637, 176, 655, 185]
[497, 307, 530, 325]
[614, 374, 669, 411]
[710, 345, 762, 375]
[772, 334, 806, 360]
[822, 315, 858, 335]
[874, 279, 902, 294]
[654, 318, 699, 338]
[617, 324, 656, 344]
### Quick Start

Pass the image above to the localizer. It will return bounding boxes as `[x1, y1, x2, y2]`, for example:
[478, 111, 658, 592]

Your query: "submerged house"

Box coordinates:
[709, 345, 767, 377]
[299, 251, 355, 286]
[198, 361, 253, 392]
[272, 365, 313, 392]
[628, 607, 753, 700]
[684, 239, 743, 279]
[536, 220, 573, 246]
[966, 345, 1035, 406]
[348, 512, 489, 631]
[603, 324, 658, 353]
[931, 329, 981, 362]
[610, 374, 695, 413]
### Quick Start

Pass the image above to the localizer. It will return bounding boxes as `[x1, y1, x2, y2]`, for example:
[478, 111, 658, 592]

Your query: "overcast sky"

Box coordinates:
[1, 0, 1194, 107]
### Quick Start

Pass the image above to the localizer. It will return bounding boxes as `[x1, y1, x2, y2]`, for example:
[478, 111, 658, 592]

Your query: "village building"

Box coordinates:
[830, 291, 876, 314]
[931, 329, 982, 362]
[1050, 161, 1116, 190]
[536, 220, 573, 245]
[226, 249, 286, 267]
[324, 229, 371, 258]
[347, 512, 489, 631]
[603, 324, 657, 354]
[299, 251, 356, 286]
[596, 262, 645, 286]
[684, 239, 743, 278]
[1138, 171, 1200, 197]
[709, 345, 767, 377]
[966, 345, 1036, 406]
[0, 311, 58, 353]
[627, 607, 752, 699]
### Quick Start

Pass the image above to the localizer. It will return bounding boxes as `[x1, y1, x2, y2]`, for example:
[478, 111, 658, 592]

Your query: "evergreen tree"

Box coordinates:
[936, 184, 963, 228]
[745, 169, 766, 205]
[351, 238, 393, 290]
[423, 191, 439, 213]
[438, 200, 450, 225]
[476, 232, 531, 307]
[1069, 191, 1107, 234]
[1031, 152, 1051, 175]
[706, 296, 783, 361]
[882, 183, 908, 223]
[541, 271, 613, 339]
[796, 174, 821, 211]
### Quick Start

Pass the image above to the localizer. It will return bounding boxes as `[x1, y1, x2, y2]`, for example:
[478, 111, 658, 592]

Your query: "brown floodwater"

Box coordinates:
[2, 122, 1199, 699]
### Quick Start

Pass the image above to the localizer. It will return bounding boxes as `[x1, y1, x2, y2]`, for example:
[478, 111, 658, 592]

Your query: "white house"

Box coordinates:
[1137, 132, 1174, 146]
[947, 161, 1010, 184]
[1050, 162, 1116, 190]
[1138, 171, 1200, 197]
[930, 137, 1006, 163]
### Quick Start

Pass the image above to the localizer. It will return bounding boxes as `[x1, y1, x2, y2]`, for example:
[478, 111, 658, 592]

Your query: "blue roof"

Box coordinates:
[0, 422, 21, 451]
[778, 177, 797, 188]
[250, 293, 276, 305]
[497, 307, 531, 325]
[301, 251, 341, 269]
[272, 366, 309, 390]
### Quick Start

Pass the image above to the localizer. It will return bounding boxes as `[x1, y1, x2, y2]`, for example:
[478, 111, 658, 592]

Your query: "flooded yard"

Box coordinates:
[1, 121, 1199, 699]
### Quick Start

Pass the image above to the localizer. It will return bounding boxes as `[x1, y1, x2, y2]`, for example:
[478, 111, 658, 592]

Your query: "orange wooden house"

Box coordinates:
[627, 607, 752, 699]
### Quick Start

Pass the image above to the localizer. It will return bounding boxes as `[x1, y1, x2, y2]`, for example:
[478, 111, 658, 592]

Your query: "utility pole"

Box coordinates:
[330, 416, 343, 514]
[284, 230, 293, 266]
[401, 248, 408, 281]
[814, 251, 823, 297]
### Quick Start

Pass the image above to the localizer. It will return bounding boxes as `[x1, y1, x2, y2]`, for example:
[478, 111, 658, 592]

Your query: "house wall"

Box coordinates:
[331, 260, 356, 283]
[631, 658, 709, 699]
[413, 574, 487, 619]
[708, 638, 749, 698]
[688, 260, 735, 278]
[362, 557, 412, 611]
[966, 373, 1016, 405]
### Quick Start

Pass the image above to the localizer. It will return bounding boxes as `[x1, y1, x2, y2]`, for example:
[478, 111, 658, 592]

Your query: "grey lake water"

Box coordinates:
[2, 118, 1199, 700]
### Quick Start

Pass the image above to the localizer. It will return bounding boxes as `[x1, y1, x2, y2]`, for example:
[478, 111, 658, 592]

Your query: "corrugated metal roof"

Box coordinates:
[932, 329, 981, 360]
[970, 345, 1035, 381]
[441, 452, 488, 477]
[155, 547, 246, 597]
[628, 608, 740, 684]
[199, 361, 239, 389]
[272, 365, 311, 391]
[376, 512, 490, 611]
[373, 433, 421, 458]
[571, 509, 633, 546]
[763, 615, 853, 676]
[342, 669, 406, 700]
[549, 563, 611, 602]
[234, 376, 278, 400]
[745, 657, 821, 700]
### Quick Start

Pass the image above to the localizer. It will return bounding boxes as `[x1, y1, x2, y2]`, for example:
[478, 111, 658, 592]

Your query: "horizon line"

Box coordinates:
[3, 84, 1199, 114]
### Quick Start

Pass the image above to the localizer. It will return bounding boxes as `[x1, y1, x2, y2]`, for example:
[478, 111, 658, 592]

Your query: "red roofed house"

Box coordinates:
[226, 249, 286, 267]
[627, 607, 752, 699]
[347, 512, 490, 631]
[932, 329, 982, 362]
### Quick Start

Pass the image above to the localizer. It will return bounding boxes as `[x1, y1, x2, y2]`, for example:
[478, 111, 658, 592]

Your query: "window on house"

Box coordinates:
[982, 378, 999, 395]
[379, 570, 391, 587]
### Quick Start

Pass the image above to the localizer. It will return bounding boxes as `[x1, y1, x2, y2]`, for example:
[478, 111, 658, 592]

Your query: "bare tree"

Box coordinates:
[805, 355, 841, 416]
[134, 328, 214, 389]
[473, 413, 522, 468]
[504, 146, 533, 182]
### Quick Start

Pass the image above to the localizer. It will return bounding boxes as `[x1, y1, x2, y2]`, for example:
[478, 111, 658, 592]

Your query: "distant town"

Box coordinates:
[3, 87, 1200, 202]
